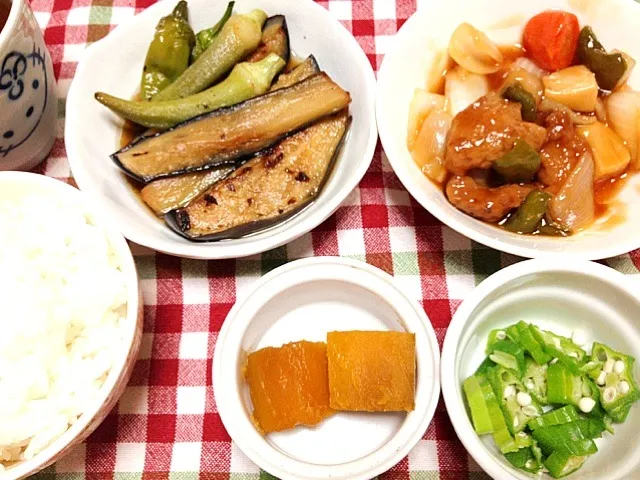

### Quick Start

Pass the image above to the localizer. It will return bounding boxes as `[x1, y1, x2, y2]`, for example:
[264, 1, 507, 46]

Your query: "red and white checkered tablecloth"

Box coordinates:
[25, 0, 640, 478]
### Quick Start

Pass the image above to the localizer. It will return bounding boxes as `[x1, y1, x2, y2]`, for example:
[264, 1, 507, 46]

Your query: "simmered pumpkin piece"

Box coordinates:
[327, 331, 416, 412]
[245, 341, 334, 434]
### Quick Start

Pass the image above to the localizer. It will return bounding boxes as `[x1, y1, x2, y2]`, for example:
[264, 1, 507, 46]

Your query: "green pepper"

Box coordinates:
[463, 375, 495, 435]
[504, 447, 542, 474]
[96, 53, 285, 129]
[488, 340, 526, 377]
[513, 321, 551, 365]
[141, 1, 195, 101]
[588, 343, 640, 414]
[523, 358, 548, 404]
[577, 26, 628, 91]
[492, 139, 541, 183]
[487, 366, 543, 435]
[528, 405, 579, 430]
[530, 325, 586, 374]
[154, 10, 267, 101]
[191, 1, 235, 62]
[504, 191, 551, 234]
[544, 450, 590, 479]
[502, 82, 537, 122]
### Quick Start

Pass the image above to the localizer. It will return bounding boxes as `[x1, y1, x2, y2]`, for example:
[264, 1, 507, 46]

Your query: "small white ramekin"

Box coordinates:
[441, 259, 640, 480]
[213, 257, 440, 480]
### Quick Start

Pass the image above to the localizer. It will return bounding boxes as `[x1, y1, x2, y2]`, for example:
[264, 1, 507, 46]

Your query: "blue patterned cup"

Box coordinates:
[0, 0, 57, 171]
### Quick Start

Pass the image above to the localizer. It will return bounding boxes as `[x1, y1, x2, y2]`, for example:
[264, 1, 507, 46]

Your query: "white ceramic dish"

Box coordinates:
[377, 0, 640, 260]
[441, 259, 640, 480]
[213, 257, 440, 480]
[65, 0, 377, 260]
[0, 172, 142, 480]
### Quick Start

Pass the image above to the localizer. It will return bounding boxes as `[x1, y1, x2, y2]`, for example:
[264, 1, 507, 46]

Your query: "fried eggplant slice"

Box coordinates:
[270, 55, 320, 91]
[246, 15, 290, 64]
[140, 164, 235, 215]
[166, 111, 350, 240]
[112, 73, 351, 182]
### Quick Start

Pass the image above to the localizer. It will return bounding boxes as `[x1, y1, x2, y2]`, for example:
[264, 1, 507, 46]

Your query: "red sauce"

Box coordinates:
[594, 173, 629, 219]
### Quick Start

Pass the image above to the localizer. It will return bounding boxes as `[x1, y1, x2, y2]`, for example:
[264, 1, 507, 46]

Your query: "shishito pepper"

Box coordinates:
[96, 53, 285, 129]
[153, 9, 267, 101]
[191, 1, 235, 62]
[588, 343, 640, 415]
[141, 1, 195, 101]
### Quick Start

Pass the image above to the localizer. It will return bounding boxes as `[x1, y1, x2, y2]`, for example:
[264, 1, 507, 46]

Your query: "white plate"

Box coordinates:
[65, 0, 377, 259]
[213, 257, 440, 480]
[441, 260, 640, 480]
[377, 0, 640, 260]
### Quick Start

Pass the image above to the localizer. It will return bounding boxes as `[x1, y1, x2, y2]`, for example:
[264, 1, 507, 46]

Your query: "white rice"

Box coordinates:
[0, 191, 128, 468]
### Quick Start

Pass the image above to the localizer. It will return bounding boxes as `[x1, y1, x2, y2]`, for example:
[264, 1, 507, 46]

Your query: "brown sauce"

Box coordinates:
[419, 43, 636, 235]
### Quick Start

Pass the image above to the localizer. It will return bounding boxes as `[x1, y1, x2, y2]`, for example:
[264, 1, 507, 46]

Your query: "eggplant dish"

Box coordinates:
[95, 2, 352, 241]
[408, 11, 640, 236]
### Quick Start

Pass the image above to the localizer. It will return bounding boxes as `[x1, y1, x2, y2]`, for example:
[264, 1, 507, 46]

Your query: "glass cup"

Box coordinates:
[0, 0, 57, 171]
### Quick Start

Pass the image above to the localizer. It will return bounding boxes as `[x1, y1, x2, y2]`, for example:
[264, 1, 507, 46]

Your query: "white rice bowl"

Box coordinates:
[0, 172, 140, 476]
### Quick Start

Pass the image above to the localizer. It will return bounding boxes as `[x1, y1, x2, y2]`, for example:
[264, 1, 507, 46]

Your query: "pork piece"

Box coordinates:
[537, 110, 589, 191]
[445, 92, 548, 176]
[446, 175, 534, 223]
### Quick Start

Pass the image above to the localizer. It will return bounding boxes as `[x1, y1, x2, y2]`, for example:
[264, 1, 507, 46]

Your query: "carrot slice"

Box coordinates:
[523, 11, 580, 72]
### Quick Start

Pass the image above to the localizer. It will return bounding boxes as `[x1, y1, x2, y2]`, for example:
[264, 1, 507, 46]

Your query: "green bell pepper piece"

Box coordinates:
[191, 1, 235, 62]
[544, 450, 590, 479]
[523, 358, 548, 404]
[492, 139, 541, 183]
[514, 321, 552, 365]
[527, 405, 579, 430]
[504, 191, 551, 234]
[504, 447, 542, 474]
[502, 82, 537, 122]
[488, 340, 526, 377]
[463, 375, 494, 435]
[530, 325, 586, 374]
[141, 1, 195, 101]
[487, 366, 543, 435]
[577, 26, 629, 91]
[589, 342, 640, 413]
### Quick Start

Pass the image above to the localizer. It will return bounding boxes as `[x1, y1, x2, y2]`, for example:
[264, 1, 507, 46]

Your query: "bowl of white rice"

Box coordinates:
[0, 172, 142, 479]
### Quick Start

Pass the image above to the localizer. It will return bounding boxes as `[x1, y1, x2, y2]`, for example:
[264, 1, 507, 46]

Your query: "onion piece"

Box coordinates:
[606, 91, 640, 166]
[538, 99, 597, 125]
[426, 50, 455, 94]
[548, 151, 595, 232]
[445, 66, 489, 117]
[448, 23, 503, 74]
[411, 109, 453, 183]
[407, 89, 446, 150]
[512, 57, 548, 78]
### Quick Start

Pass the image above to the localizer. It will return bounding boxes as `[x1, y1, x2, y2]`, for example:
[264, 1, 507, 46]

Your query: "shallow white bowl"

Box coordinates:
[66, 0, 377, 260]
[441, 260, 640, 480]
[377, 0, 640, 260]
[0, 172, 142, 480]
[213, 257, 440, 480]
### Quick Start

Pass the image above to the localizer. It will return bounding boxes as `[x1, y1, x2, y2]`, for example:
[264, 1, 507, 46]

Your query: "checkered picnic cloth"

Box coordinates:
[25, 0, 640, 478]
